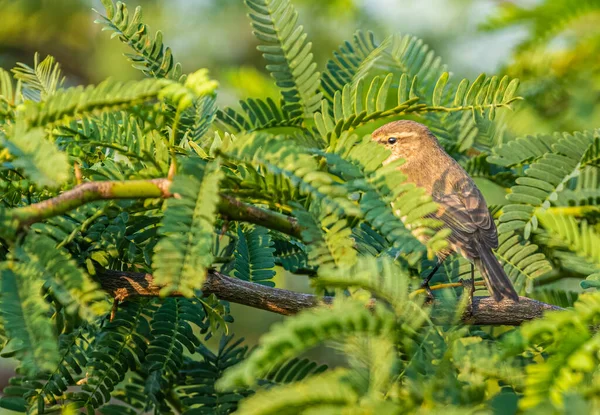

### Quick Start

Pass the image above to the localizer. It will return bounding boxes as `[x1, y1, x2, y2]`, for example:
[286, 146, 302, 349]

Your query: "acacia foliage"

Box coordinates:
[0, 0, 599, 413]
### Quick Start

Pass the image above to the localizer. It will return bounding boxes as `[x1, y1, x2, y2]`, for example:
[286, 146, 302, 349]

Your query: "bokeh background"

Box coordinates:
[1, 0, 599, 409]
[0, 0, 531, 106]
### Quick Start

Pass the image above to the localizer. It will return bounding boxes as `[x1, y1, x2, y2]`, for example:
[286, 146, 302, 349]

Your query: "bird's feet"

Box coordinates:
[461, 278, 476, 306]
[419, 280, 435, 302]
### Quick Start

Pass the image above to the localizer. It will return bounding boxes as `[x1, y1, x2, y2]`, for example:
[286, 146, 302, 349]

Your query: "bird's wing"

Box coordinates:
[431, 178, 498, 257]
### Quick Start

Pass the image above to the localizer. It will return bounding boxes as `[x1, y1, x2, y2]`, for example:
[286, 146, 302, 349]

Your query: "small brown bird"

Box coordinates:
[372, 120, 519, 302]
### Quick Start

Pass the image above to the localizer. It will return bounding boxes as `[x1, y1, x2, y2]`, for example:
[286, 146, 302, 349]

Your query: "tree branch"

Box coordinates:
[99, 268, 323, 316]
[97, 268, 562, 325]
[10, 178, 301, 238]
[11, 179, 563, 324]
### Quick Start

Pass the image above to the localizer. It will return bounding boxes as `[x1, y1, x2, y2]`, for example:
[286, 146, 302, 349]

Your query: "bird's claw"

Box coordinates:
[461, 279, 475, 305]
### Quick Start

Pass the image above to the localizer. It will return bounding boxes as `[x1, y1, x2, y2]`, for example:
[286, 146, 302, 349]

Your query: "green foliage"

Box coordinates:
[245, 0, 321, 118]
[176, 335, 251, 414]
[225, 132, 359, 216]
[153, 157, 223, 297]
[18, 77, 171, 128]
[216, 97, 303, 133]
[69, 301, 150, 412]
[495, 230, 552, 292]
[96, 0, 182, 80]
[143, 298, 204, 404]
[320, 30, 379, 102]
[217, 298, 396, 389]
[234, 369, 357, 415]
[0, 68, 19, 123]
[0, 264, 59, 376]
[1, 126, 70, 187]
[537, 212, 600, 271]
[233, 225, 277, 286]
[1, 0, 600, 413]
[497, 129, 599, 238]
[12, 52, 65, 102]
[508, 292, 600, 411]
[18, 234, 109, 320]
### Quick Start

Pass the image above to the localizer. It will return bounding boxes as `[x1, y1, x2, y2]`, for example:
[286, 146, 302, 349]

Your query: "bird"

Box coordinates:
[371, 120, 519, 302]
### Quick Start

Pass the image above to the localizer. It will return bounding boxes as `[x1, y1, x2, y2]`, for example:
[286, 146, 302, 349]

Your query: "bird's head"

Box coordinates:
[371, 120, 437, 163]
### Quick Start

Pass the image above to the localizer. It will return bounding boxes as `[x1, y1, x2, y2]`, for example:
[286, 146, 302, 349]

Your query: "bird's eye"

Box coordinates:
[387, 137, 398, 144]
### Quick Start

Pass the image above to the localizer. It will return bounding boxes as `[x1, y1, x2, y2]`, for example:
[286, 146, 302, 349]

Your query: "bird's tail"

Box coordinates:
[474, 247, 519, 302]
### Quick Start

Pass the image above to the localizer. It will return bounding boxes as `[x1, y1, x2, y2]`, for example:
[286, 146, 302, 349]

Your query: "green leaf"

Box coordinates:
[153, 157, 223, 297]
[19, 234, 109, 320]
[432, 71, 449, 107]
[233, 225, 277, 287]
[144, 298, 204, 404]
[499, 130, 598, 236]
[2, 127, 70, 188]
[12, 53, 65, 102]
[245, 0, 322, 118]
[0, 264, 59, 376]
[95, 0, 182, 79]
[217, 298, 395, 389]
[233, 369, 357, 415]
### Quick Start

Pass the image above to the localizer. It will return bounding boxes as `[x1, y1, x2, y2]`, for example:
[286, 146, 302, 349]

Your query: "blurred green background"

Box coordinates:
[0, 0, 525, 102]
[1, 0, 599, 406]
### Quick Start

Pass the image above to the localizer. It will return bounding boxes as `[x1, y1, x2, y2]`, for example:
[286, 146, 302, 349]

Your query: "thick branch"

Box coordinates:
[99, 268, 323, 316]
[97, 269, 562, 325]
[10, 178, 301, 238]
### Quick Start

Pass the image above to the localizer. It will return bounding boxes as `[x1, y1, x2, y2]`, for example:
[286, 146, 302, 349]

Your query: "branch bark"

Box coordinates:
[98, 268, 562, 325]
[99, 268, 324, 316]
[10, 178, 301, 238]
[11, 179, 562, 325]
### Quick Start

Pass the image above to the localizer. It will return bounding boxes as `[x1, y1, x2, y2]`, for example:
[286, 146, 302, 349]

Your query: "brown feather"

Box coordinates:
[372, 120, 518, 302]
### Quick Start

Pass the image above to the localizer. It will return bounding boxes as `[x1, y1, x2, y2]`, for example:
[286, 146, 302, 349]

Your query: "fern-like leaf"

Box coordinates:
[216, 97, 303, 133]
[498, 130, 599, 238]
[144, 298, 204, 404]
[18, 77, 171, 129]
[18, 234, 109, 320]
[233, 225, 277, 286]
[234, 369, 357, 415]
[245, 0, 322, 118]
[1, 127, 70, 188]
[515, 292, 600, 411]
[495, 230, 552, 292]
[70, 301, 151, 411]
[271, 236, 314, 274]
[0, 263, 59, 376]
[96, 0, 182, 79]
[0, 68, 19, 123]
[260, 357, 328, 387]
[176, 335, 251, 414]
[292, 205, 358, 271]
[537, 212, 600, 270]
[217, 299, 395, 389]
[226, 133, 359, 216]
[17, 327, 95, 414]
[487, 132, 564, 167]
[320, 30, 379, 102]
[12, 53, 65, 102]
[152, 157, 223, 296]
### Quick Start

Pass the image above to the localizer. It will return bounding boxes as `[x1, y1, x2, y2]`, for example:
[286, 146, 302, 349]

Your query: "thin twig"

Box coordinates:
[10, 178, 301, 238]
